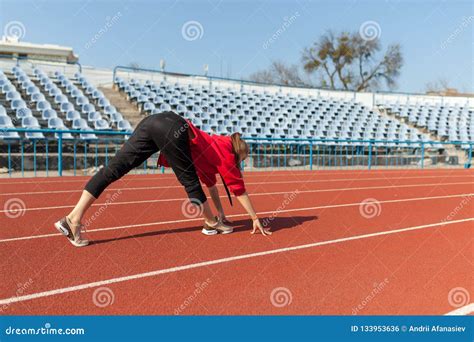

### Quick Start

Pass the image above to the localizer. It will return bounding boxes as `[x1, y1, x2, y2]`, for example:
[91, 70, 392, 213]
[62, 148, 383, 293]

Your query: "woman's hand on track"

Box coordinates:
[251, 218, 272, 236]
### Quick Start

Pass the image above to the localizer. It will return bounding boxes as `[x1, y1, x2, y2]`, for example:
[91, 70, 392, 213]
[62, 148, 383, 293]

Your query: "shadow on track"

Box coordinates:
[90, 215, 318, 245]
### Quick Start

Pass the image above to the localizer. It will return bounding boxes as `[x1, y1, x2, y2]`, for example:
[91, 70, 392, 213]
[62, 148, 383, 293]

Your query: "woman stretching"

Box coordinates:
[55, 111, 271, 247]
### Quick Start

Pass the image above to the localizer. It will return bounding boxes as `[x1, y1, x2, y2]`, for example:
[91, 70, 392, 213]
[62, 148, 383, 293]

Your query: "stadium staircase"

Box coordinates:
[102, 86, 142, 128]
[376, 106, 468, 165]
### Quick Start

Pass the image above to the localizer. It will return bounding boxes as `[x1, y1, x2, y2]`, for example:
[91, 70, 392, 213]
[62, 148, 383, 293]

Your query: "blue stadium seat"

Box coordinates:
[60, 102, 74, 113]
[88, 111, 102, 122]
[48, 117, 65, 129]
[82, 103, 96, 114]
[22, 116, 40, 128]
[94, 119, 111, 130]
[117, 120, 132, 131]
[79, 128, 98, 140]
[72, 118, 89, 130]
[42, 109, 58, 120]
[16, 108, 32, 119]
[11, 99, 27, 110]
[0, 131, 20, 139]
[0, 116, 14, 127]
[104, 105, 117, 116]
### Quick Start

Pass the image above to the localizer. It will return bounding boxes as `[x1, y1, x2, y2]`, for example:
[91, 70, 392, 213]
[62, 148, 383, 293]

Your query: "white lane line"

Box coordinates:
[1, 192, 473, 243]
[1, 174, 472, 196]
[445, 303, 474, 315]
[0, 217, 471, 306]
[1, 169, 467, 185]
[0, 181, 470, 212]
[0, 173, 336, 184]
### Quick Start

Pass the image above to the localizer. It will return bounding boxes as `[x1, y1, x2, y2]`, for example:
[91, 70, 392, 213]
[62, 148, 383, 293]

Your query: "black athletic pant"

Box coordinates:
[84, 112, 207, 204]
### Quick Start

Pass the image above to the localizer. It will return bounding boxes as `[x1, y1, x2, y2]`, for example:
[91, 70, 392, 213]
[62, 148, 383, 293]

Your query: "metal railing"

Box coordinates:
[0, 128, 472, 177]
[1, 128, 131, 177]
[113, 65, 474, 108]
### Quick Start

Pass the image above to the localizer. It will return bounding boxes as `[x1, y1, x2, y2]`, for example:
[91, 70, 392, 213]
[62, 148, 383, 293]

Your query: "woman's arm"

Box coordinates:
[236, 192, 272, 235]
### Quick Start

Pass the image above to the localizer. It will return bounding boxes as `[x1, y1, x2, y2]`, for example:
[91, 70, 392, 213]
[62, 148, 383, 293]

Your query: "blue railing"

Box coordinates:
[1, 128, 130, 177]
[113, 65, 313, 92]
[1, 128, 472, 177]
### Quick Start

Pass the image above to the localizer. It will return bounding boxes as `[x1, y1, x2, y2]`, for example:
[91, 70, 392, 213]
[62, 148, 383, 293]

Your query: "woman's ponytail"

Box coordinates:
[230, 132, 249, 166]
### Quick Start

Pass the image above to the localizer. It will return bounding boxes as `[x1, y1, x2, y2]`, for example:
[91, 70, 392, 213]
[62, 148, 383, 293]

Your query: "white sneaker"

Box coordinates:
[201, 226, 218, 235]
[201, 216, 234, 235]
[208, 219, 233, 234]
[54, 217, 89, 247]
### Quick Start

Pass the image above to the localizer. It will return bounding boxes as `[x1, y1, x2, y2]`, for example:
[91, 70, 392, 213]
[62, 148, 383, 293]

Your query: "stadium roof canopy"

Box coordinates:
[0, 35, 79, 64]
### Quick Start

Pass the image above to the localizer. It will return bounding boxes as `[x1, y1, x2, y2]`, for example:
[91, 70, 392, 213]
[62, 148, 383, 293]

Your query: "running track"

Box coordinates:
[0, 169, 472, 315]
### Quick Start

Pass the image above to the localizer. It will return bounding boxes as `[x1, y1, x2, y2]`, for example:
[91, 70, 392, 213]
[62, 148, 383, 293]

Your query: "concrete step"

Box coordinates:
[375, 106, 468, 164]
[99, 86, 144, 128]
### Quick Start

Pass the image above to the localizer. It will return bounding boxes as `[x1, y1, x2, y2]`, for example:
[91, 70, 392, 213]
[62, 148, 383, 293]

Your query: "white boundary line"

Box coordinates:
[1, 181, 471, 213]
[0, 169, 469, 185]
[445, 303, 474, 315]
[0, 217, 472, 306]
[1, 192, 473, 243]
[1, 175, 472, 197]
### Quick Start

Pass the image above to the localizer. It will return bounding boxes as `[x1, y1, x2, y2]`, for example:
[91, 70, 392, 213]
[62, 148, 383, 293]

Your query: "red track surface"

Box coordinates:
[0, 169, 473, 315]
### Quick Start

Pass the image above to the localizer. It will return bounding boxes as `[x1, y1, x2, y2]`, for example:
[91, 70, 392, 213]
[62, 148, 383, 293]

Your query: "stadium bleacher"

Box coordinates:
[0, 64, 472, 154]
[377, 101, 473, 149]
[0, 66, 132, 140]
[0, 62, 471, 174]
[114, 76, 435, 147]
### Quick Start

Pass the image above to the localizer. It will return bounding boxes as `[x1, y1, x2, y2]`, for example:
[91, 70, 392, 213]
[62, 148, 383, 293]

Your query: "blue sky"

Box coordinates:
[0, 0, 472, 93]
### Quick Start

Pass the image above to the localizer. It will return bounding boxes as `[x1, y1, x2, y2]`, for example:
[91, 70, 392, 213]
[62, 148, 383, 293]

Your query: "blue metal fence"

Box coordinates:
[0, 128, 472, 177]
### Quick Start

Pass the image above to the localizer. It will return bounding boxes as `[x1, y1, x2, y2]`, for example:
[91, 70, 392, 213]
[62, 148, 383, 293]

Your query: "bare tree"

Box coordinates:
[302, 30, 403, 91]
[249, 61, 310, 87]
[128, 62, 141, 71]
[425, 78, 450, 93]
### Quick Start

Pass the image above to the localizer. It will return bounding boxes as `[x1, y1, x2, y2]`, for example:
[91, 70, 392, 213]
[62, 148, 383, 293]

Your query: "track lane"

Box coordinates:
[1, 170, 472, 315]
[0, 194, 472, 313]
[1, 175, 472, 207]
[1, 219, 471, 315]
[1, 169, 472, 193]
[0, 183, 472, 239]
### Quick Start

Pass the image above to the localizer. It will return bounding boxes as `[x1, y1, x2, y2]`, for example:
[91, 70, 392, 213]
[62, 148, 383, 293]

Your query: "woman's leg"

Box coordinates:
[62, 116, 158, 233]
[66, 190, 96, 230]
[153, 113, 227, 229]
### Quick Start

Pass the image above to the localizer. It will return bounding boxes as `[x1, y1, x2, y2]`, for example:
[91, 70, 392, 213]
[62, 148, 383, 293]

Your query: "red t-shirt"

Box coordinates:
[157, 120, 246, 196]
